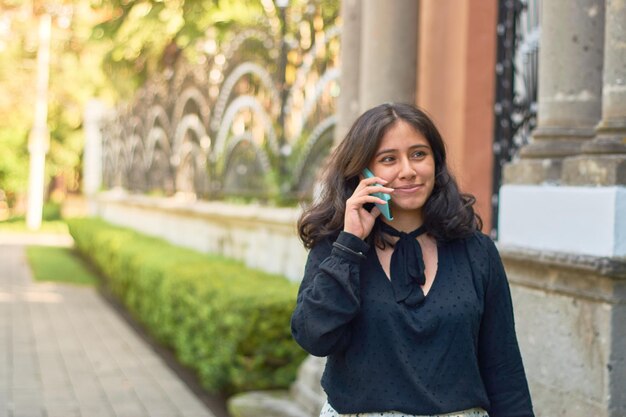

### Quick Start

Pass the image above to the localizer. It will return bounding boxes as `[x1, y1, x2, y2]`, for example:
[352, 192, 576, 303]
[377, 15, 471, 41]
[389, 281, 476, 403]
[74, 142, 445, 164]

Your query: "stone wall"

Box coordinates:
[93, 190, 308, 282]
[502, 246, 626, 417]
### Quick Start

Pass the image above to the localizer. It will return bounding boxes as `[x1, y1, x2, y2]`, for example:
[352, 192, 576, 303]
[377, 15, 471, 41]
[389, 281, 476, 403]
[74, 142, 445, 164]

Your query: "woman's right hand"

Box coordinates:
[343, 176, 394, 240]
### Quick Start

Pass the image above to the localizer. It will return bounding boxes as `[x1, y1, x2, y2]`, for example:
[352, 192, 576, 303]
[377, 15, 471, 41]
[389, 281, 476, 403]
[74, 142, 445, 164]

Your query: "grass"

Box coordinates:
[26, 246, 99, 286]
[0, 202, 69, 233]
[0, 217, 69, 234]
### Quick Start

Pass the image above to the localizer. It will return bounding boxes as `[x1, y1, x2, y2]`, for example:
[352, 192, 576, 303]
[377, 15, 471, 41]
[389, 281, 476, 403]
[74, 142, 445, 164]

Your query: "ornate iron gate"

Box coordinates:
[101, 1, 339, 204]
[491, 0, 540, 236]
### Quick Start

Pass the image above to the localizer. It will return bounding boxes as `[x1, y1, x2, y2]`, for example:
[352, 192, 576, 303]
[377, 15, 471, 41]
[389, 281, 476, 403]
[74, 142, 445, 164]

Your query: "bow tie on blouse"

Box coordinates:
[379, 221, 427, 306]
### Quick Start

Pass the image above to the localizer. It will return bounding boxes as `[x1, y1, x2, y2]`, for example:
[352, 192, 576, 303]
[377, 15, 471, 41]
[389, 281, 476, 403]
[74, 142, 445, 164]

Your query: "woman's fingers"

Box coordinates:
[360, 185, 394, 196]
[348, 194, 389, 206]
[353, 179, 393, 197]
[343, 175, 391, 239]
[357, 175, 388, 188]
[369, 205, 381, 219]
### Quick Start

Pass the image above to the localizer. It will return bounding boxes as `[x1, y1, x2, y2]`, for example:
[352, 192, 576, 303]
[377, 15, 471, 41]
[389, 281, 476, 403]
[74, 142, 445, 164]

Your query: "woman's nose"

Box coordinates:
[398, 157, 417, 179]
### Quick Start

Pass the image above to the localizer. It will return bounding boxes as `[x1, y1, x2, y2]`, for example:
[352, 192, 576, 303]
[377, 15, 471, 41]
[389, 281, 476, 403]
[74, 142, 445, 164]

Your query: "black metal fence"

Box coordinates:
[101, 2, 339, 204]
[491, 0, 540, 236]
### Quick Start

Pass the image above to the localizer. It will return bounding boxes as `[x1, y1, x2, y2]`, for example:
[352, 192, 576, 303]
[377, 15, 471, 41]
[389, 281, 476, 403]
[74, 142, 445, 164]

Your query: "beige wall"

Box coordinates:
[94, 192, 308, 282]
[417, 0, 498, 230]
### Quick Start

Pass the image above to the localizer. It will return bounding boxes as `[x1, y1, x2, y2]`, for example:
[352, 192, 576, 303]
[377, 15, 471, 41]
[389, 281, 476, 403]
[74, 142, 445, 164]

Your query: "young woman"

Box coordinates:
[291, 103, 534, 417]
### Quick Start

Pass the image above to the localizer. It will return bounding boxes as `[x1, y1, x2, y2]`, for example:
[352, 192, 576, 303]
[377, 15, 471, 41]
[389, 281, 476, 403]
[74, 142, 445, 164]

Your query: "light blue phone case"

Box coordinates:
[362, 168, 393, 221]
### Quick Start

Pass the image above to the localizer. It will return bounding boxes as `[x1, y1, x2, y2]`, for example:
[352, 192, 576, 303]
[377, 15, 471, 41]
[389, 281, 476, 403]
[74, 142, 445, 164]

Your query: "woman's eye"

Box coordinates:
[380, 156, 395, 163]
[412, 151, 426, 158]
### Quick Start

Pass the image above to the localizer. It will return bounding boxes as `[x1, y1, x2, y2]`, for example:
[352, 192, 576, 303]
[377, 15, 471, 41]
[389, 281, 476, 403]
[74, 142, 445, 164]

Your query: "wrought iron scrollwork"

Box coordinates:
[492, 0, 540, 236]
[101, 1, 339, 204]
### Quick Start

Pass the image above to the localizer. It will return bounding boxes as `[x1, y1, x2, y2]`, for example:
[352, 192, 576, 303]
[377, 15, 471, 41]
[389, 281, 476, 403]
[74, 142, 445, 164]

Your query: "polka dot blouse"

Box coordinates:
[291, 231, 534, 417]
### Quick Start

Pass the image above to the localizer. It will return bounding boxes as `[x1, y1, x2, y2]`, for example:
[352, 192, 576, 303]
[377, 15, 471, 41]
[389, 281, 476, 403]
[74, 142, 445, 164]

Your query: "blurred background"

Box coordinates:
[1, 1, 625, 417]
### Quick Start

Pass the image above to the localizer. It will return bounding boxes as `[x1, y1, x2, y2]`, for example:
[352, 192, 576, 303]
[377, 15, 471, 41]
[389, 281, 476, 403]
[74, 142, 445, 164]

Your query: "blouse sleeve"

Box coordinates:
[477, 235, 535, 417]
[290, 231, 368, 357]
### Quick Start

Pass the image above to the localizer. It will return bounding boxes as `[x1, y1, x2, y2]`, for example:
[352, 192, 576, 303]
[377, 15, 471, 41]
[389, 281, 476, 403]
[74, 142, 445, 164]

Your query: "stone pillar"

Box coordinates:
[504, 0, 605, 184]
[358, 0, 418, 111]
[563, 0, 626, 185]
[498, 2, 626, 416]
[290, 2, 421, 416]
[335, 0, 362, 144]
[83, 99, 106, 215]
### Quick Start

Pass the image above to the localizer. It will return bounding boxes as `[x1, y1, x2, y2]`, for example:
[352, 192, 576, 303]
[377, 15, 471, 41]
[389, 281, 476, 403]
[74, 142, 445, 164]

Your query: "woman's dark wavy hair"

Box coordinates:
[298, 103, 482, 249]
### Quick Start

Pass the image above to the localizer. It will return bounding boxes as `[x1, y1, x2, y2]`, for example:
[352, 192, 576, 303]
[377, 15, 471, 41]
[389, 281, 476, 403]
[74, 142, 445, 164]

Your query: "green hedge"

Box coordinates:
[67, 217, 306, 394]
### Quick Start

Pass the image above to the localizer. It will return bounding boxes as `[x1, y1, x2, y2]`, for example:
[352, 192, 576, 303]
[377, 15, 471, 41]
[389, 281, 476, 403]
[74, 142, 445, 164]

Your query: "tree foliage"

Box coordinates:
[0, 0, 340, 210]
[90, 0, 267, 97]
[90, 0, 340, 97]
[0, 1, 114, 209]
[0, 1, 176, 210]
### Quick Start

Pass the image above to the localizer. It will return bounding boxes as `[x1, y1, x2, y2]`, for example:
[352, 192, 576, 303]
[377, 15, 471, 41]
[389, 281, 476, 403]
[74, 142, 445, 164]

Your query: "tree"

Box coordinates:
[0, 0, 113, 210]
[90, 0, 266, 97]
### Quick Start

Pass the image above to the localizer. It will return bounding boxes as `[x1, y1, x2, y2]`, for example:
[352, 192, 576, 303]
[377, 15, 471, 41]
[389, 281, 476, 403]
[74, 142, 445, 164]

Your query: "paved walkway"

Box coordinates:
[0, 236, 217, 417]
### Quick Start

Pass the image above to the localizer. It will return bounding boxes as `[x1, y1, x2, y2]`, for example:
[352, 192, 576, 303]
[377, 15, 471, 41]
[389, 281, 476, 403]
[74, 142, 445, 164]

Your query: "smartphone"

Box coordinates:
[362, 168, 393, 221]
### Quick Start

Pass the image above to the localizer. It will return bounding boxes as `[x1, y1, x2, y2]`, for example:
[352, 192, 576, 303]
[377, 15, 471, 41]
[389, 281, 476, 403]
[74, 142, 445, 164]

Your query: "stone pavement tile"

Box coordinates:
[42, 405, 81, 417]
[128, 380, 182, 416]
[12, 388, 43, 405]
[13, 408, 44, 417]
[77, 396, 116, 417]
[77, 406, 116, 417]
[158, 378, 216, 417]
[77, 408, 115, 417]
[137, 356, 216, 417]
[42, 384, 76, 405]
[71, 375, 107, 399]
[0, 391, 8, 417]
[41, 386, 73, 405]
[11, 374, 40, 392]
[1, 244, 218, 417]
[83, 305, 203, 417]
[108, 401, 149, 417]
[47, 412, 81, 417]
[97, 373, 151, 417]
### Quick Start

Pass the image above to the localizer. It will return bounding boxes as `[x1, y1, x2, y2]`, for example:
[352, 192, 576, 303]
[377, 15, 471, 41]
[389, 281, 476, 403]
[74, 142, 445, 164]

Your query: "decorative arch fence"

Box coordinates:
[101, 2, 340, 204]
[98, 0, 539, 225]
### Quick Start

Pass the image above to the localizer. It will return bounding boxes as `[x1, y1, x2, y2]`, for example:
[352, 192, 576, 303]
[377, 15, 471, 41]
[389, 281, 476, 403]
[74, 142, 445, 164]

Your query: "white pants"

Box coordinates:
[319, 401, 489, 417]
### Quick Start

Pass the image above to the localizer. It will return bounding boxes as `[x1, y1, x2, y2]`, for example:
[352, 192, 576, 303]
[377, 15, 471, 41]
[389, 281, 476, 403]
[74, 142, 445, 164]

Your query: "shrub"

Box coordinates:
[67, 217, 306, 394]
[42, 202, 62, 220]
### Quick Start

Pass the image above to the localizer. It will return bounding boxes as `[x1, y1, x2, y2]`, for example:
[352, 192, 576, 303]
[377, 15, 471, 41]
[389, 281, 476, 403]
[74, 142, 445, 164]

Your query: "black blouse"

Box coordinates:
[290, 230, 534, 417]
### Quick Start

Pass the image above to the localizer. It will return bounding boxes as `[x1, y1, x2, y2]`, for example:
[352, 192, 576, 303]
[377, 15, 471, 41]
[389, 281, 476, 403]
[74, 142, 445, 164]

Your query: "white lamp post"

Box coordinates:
[26, 13, 51, 230]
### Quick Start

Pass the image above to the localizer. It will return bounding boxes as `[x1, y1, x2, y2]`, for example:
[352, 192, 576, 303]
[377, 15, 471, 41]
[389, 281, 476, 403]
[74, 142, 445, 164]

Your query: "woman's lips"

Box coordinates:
[393, 184, 423, 194]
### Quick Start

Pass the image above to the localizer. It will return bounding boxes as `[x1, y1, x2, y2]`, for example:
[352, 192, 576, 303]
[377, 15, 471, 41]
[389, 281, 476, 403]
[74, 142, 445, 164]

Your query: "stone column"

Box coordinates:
[504, 0, 605, 184]
[335, 0, 362, 144]
[83, 99, 107, 215]
[358, 0, 419, 111]
[498, 2, 626, 416]
[563, 0, 626, 185]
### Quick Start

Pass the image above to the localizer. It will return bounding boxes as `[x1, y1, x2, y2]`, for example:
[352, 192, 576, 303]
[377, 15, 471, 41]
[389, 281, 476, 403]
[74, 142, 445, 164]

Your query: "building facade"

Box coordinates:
[334, 1, 625, 416]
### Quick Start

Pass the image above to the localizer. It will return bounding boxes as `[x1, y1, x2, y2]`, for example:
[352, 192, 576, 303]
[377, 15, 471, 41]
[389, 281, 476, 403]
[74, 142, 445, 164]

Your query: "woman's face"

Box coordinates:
[367, 120, 436, 219]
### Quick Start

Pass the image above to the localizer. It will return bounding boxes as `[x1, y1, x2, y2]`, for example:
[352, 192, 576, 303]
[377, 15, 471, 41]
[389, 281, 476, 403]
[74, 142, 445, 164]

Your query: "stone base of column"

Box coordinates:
[503, 158, 563, 184]
[562, 154, 626, 185]
[581, 125, 626, 154]
[520, 126, 594, 158]
[583, 118, 626, 153]
[582, 137, 626, 154]
[501, 249, 626, 417]
[582, 118, 626, 154]
[498, 184, 626, 417]
[504, 127, 596, 184]
[499, 185, 626, 257]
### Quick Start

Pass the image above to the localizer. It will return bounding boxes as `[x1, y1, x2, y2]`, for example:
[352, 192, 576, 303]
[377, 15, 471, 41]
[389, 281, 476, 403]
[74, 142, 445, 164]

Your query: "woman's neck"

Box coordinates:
[381, 209, 424, 233]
